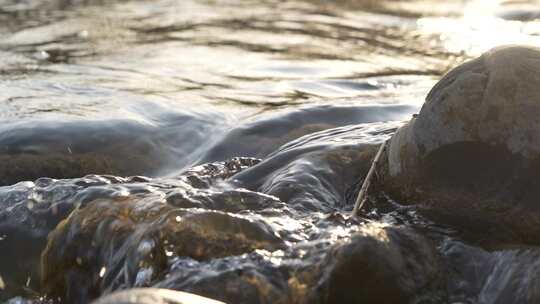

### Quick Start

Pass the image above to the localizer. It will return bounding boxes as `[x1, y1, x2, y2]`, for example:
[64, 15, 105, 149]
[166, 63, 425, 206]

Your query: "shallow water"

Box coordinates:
[2, 0, 540, 303]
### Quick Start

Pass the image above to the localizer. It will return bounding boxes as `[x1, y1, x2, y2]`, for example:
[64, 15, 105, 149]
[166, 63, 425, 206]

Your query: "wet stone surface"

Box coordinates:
[305, 224, 446, 304]
[1, 108, 513, 303]
[382, 46, 540, 246]
[0, 123, 449, 304]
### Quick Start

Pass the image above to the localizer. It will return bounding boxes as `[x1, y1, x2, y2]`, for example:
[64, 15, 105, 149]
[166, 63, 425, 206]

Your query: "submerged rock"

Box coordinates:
[32, 123, 396, 304]
[304, 224, 446, 304]
[1, 118, 446, 304]
[41, 195, 284, 303]
[0, 158, 264, 302]
[382, 45, 540, 245]
[0, 176, 121, 300]
[156, 252, 292, 304]
[232, 123, 398, 212]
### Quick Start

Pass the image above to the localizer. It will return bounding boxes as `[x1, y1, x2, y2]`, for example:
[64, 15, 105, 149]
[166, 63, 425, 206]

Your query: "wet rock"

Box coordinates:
[0, 158, 260, 301]
[157, 252, 291, 304]
[41, 197, 285, 303]
[381, 45, 540, 245]
[305, 224, 446, 304]
[0, 158, 263, 302]
[91, 288, 224, 304]
[0, 176, 120, 301]
[232, 123, 399, 212]
[496, 4, 540, 21]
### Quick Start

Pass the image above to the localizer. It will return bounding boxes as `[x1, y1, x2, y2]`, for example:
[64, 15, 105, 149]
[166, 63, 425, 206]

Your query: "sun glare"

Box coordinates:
[418, 0, 540, 56]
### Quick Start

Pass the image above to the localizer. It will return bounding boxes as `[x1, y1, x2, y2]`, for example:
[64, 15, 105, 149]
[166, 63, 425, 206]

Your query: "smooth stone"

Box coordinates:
[381, 45, 540, 245]
[304, 224, 446, 304]
[232, 123, 398, 212]
[389, 45, 540, 176]
[496, 4, 540, 21]
[91, 288, 224, 304]
[41, 201, 284, 303]
[155, 255, 290, 304]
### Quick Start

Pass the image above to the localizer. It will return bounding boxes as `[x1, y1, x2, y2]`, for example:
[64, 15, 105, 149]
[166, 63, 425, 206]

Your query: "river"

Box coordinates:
[1, 0, 540, 303]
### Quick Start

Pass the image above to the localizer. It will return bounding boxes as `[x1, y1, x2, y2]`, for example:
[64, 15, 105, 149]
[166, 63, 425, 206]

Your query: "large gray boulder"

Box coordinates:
[382, 45, 540, 245]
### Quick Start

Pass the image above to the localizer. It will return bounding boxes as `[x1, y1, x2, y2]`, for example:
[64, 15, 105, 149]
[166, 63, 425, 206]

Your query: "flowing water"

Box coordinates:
[1, 0, 540, 303]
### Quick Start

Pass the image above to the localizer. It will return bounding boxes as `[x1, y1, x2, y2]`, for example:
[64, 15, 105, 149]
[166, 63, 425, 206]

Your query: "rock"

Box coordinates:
[41, 197, 284, 302]
[91, 288, 224, 304]
[156, 253, 291, 304]
[232, 123, 399, 212]
[304, 224, 446, 304]
[496, 4, 540, 21]
[381, 45, 540, 245]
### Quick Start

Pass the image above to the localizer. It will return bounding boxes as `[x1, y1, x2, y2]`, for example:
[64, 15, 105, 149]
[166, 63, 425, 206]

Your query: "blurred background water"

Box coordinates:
[1, 0, 523, 182]
[2, 0, 540, 303]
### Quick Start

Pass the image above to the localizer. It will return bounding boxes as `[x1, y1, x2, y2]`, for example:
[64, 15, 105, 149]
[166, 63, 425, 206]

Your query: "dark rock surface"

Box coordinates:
[381, 45, 540, 245]
[304, 224, 446, 304]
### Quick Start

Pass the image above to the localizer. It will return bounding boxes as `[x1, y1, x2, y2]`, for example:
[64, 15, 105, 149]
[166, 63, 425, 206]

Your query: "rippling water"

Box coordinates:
[2, 0, 540, 303]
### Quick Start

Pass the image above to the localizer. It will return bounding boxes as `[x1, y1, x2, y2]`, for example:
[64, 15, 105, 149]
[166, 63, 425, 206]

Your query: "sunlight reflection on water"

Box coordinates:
[418, 0, 540, 55]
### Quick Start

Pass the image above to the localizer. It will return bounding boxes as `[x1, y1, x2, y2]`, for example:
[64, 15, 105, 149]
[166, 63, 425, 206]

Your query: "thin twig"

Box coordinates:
[351, 140, 388, 217]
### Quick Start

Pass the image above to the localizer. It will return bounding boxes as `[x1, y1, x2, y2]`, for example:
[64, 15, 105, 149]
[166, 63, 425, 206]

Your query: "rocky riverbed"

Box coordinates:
[2, 1, 540, 303]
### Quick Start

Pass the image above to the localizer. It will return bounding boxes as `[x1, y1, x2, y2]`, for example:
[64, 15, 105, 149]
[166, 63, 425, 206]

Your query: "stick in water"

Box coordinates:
[351, 140, 387, 217]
